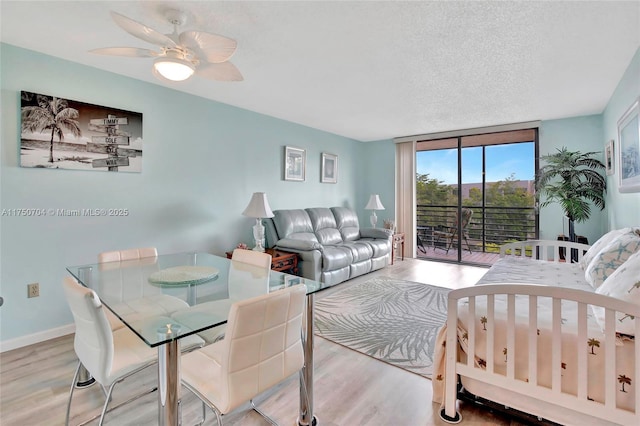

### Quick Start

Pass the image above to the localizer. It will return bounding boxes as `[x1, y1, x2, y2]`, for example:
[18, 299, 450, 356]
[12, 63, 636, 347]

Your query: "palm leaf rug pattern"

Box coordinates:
[314, 276, 449, 378]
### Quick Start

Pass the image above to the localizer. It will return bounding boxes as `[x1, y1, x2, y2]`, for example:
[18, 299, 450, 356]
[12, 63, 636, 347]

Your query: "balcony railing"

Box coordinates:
[417, 204, 537, 254]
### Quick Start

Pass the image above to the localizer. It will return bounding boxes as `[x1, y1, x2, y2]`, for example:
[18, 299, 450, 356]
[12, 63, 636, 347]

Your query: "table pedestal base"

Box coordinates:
[158, 339, 180, 426]
[75, 363, 96, 388]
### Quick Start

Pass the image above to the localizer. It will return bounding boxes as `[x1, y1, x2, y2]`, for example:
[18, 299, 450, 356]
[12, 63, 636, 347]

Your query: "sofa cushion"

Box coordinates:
[275, 238, 322, 251]
[339, 241, 374, 262]
[273, 209, 315, 240]
[321, 246, 353, 271]
[593, 250, 640, 335]
[360, 238, 392, 258]
[350, 259, 372, 277]
[584, 229, 640, 288]
[307, 208, 343, 245]
[331, 207, 361, 241]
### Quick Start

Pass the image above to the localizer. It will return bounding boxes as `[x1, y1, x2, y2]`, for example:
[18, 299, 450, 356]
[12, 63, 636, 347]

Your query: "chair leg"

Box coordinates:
[98, 382, 117, 426]
[433, 233, 445, 251]
[464, 235, 472, 253]
[250, 399, 278, 426]
[445, 232, 457, 254]
[214, 408, 223, 426]
[416, 234, 427, 254]
[66, 361, 82, 426]
[183, 384, 224, 425]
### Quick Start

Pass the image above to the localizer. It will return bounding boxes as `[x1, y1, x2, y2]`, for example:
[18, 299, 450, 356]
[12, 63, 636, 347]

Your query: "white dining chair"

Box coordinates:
[63, 276, 158, 426]
[171, 249, 272, 344]
[97, 247, 190, 330]
[181, 285, 307, 425]
[230, 248, 272, 269]
[98, 247, 159, 263]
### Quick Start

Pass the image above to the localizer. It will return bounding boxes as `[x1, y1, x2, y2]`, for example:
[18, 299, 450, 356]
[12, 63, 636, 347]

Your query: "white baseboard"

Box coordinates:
[0, 323, 75, 353]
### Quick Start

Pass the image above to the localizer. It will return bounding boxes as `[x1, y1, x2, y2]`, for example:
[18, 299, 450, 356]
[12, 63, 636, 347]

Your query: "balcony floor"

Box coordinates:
[414, 244, 501, 266]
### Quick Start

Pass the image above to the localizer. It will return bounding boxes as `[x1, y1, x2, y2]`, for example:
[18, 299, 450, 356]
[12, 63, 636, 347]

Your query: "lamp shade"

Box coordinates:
[242, 192, 274, 218]
[153, 56, 195, 82]
[364, 194, 385, 210]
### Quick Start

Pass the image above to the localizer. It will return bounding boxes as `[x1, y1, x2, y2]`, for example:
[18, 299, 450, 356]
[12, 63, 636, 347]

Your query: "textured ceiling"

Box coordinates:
[1, 1, 639, 141]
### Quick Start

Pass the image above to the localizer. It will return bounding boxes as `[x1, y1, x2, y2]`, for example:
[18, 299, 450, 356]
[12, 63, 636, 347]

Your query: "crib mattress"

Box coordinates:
[476, 257, 590, 290]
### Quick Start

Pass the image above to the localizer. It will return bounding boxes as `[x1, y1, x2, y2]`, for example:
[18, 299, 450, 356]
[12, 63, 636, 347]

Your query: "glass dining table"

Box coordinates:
[66, 251, 329, 426]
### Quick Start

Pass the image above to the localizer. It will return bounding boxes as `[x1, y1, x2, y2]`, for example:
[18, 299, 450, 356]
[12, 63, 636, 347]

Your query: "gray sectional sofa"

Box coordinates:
[264, 207, 392, 285]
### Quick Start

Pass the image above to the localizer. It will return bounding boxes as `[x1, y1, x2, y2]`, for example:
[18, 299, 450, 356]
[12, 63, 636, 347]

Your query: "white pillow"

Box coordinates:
[584, 229, 640, 288]
[593, 251, 640, 336]
[579, 227, 631, 269]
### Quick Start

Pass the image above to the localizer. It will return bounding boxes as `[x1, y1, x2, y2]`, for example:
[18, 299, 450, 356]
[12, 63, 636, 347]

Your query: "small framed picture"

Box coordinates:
[617, 97, 640, 193]
[321, 152, 338, 183]
[284, 146, 306, 182]
[605, 139, 614, 176]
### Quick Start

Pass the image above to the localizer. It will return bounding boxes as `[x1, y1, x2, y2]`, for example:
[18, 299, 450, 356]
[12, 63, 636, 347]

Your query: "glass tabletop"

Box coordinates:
[66, 252, 325, 347]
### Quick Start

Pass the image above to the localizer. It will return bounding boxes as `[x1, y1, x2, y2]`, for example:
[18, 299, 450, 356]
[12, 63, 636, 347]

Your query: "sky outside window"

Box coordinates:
[417, 142, 534, 185]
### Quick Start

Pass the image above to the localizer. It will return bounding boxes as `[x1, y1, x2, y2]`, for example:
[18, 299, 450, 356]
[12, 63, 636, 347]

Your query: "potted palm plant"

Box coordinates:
[536, 147, 607, 243]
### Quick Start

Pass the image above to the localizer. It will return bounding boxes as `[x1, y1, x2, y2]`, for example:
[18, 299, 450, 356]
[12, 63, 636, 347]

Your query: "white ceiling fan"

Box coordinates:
[90, 9, 243, 82]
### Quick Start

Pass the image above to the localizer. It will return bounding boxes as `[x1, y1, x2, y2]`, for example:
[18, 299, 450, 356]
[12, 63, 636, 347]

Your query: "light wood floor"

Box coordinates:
[0, 258, 531, 426]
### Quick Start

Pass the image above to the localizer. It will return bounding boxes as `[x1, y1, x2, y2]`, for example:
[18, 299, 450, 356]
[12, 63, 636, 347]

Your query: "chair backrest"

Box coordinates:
[63, 276, 114, 384]
[230, 249, 271, 269]
[98, 247, 160, 300]
[228, 249, 272, 300]
[460, 208, 473, 229]
[98, 247, 157, 263]
[217, 285, 306, 413]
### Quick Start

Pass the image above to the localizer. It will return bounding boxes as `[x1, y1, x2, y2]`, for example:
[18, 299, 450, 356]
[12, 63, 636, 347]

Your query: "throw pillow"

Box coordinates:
[593, 251, 640, 336]
[579, 227, 631, 269]
[584, 229, 640, 288]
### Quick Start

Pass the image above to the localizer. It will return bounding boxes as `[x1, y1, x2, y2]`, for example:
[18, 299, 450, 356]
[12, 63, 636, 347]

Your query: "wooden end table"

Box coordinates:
[226, 248, 299, 275]
[392, 233, 405, 265]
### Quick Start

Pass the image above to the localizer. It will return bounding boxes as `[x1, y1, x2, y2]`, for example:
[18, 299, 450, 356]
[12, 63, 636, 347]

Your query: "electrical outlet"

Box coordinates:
[27, 283, 39, 298]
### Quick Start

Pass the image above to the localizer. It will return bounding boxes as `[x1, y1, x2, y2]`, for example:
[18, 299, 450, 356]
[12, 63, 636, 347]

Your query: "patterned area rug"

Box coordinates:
[314, 276, 449, 378]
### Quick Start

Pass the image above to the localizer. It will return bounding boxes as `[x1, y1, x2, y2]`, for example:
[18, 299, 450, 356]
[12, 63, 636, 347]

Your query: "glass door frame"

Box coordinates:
[416, 128, 540, 266]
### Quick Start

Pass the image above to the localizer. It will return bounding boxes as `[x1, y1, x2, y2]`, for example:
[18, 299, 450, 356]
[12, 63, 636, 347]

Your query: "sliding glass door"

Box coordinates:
[416, 129, 538, 265]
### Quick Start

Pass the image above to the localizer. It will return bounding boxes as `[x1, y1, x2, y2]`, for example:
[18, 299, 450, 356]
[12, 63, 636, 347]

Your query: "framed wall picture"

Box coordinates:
[20, 91, 143, 173]
[605, 139, 614, 176]
[284, 146, 306, 181]
[321, 152, 338, 183]
[617, 97, 640, 193]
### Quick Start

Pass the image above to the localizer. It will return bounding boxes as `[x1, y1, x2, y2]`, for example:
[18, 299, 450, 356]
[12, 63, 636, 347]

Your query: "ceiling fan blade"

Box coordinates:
[89, 47, 161, 58]
[196, 62, 243, 82]
[179, 30, 237, 63]
[110, 11, 177, 48]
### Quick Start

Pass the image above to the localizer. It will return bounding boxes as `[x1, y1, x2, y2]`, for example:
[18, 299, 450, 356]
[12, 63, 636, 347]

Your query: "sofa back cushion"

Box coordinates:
[272, 209, 318, 242]
[306, 208, 343, 245]
[331, 207, 361, 241]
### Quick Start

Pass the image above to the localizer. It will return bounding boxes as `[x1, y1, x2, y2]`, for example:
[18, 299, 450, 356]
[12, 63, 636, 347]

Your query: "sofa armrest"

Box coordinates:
[275, 238, 323, 251]
[360, 228, 393, 240]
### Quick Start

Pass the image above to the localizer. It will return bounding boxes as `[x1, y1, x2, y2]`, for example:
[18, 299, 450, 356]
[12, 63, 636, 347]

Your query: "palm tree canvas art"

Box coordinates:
[20, 91, 143, 172]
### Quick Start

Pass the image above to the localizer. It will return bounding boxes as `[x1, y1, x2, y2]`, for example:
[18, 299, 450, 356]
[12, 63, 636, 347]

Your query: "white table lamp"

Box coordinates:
[242, 192, 275, 252]
[364, 194, 385, 228]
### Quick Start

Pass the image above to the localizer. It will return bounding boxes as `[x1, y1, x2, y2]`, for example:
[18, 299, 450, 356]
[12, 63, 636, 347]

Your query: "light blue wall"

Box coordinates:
[538, 115, 605, 242]
[0, 44, 364, 344]
[602, 47, 640, 229]
[357, 139, 395, 226]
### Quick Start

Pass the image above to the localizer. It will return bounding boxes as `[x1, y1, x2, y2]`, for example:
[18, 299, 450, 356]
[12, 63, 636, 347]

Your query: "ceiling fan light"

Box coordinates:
[153, 56, 195, 81]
